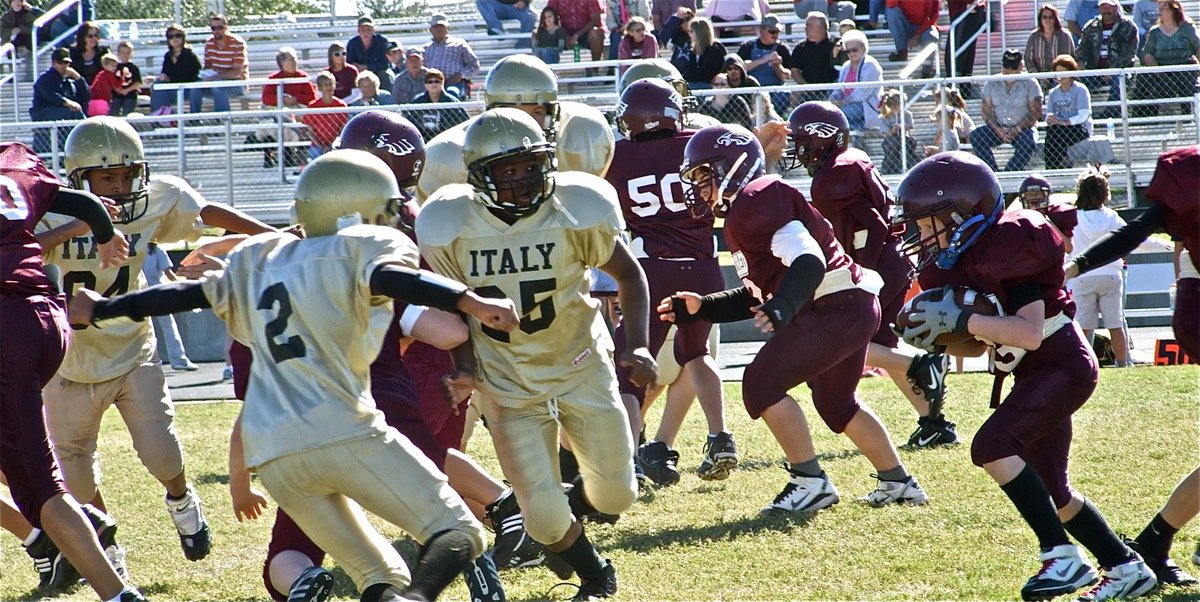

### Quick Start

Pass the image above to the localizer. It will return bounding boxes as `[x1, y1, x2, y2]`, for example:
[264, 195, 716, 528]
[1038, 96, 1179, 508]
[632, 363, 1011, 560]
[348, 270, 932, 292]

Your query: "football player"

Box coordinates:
[418, 54, 615, 202]
[661, 124, 928, 515]
[33, 116, 278, 569]
[0, 141, 145, 601]
[786, 101, 957, 449]
[68, 149, 519, 602]
[417, 109, 657, 600]
[1066, 145, 1199, 587]
[892, 151, 1156, 602]
[1017, 174, 1077, 254]
[606, 78, 736, 487]
[615, 59, 722, 131]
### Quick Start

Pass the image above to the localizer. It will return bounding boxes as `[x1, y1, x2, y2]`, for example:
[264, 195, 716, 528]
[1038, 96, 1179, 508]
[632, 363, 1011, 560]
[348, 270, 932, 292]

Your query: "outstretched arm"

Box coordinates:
[599, 240, 657, 387]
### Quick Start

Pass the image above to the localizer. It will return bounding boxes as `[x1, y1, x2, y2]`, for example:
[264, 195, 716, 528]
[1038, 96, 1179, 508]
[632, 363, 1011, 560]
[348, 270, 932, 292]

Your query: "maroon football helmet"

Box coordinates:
[680, 124, 766, 218]
[616, 78, 685, 140]
[335, 110, 426, 190]
[785, 101, 850, 176]
[892, 151, 1004, 272]
[1017, 174, 1052, 212]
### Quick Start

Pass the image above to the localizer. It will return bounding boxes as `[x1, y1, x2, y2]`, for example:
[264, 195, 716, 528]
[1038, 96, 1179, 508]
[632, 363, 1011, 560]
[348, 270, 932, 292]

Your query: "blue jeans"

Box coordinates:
[886, 6, 938, 56]
[870, 0, 886, 24]
[532, 47, 561, 64]
[609, 29, 621, 60]
[151, 88, 190, 112]
[189, 85, 243, 113]
[476, 0, 536, 47]
[969, 124, 1035, 171]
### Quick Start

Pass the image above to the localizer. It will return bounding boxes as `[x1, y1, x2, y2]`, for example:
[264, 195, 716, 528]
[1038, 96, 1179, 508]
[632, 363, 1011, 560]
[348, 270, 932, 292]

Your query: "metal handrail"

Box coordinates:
[29, 0, 82, 78]
[0, 43, 17, 122]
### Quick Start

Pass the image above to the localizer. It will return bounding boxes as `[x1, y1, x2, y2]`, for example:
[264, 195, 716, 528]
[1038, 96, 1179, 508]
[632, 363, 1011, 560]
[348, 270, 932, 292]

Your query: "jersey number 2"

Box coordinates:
[258, 282, 307, 363]
[476, 278, 556, 343]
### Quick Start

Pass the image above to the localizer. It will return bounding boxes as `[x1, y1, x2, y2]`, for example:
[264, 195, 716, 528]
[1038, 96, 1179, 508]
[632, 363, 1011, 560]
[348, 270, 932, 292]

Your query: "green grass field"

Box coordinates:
[3, 367, 1198, 601]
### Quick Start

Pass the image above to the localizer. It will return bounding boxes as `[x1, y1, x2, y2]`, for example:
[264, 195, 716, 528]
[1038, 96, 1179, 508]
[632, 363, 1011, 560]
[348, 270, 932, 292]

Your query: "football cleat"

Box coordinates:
[761, 468, 840, 515]
[907, 352, 948, 414]
[25, 529, 80, 592]
[637, 441, 681, 486]
[287, 566, 334, 602]
[697, 432, 739, 481]
[165, 484, 212, 561]
[1193, 542, 1200, 567]
[1020, 544, 1098, 601]
[1125, 538, 1198, 586]
[118, 590, 149, 602]
[544, 551, 575, 580]
[572, 559, 618, 601]
[1077, 555, 1157, 601]
[464, 553, 506, 602]
[484, 490, 545, 570]
[906, 415, 960, 448]
[79, 503, 128, 580]
[863, 475, 929, 507]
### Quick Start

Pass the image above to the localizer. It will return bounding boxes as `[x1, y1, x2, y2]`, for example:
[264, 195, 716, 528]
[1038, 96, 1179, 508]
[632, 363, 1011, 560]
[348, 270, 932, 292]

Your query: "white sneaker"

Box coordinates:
[1021, 544, 1098, 601]
[222, 365, 234, 381]
[1077, 555, 1157, 601]
[171, 359, 199, 371]
[105, 543, 129, 581]
[165, 485, 212, 561]
[761, 469, 840, 514]
[863, 475, 929, 507]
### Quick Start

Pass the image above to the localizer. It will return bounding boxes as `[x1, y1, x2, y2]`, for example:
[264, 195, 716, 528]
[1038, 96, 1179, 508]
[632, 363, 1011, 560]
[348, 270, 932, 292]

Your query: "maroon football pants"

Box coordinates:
[1174, 278, 1199, 362]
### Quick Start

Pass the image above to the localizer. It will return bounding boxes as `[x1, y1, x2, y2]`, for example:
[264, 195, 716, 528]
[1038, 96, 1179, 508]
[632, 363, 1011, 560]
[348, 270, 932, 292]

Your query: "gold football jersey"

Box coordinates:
[416, 103, 616, 203]
[39, 175, 204, 383]
[200, 225, 419, 468]
[417, 172, 624, 408]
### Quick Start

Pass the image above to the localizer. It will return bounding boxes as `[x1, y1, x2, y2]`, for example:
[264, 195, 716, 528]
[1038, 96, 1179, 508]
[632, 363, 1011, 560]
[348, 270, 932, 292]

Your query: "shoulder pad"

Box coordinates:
[815, 159, 869, 202]
[416, 120, 472, 204]
[553, 171, 624, 231]
[558, 102, 615, 177]
[415, 184, 476, 247]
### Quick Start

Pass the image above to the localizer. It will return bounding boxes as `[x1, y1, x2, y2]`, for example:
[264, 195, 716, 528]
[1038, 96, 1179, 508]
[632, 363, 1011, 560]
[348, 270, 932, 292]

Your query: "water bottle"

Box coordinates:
[128, 21, 139, 41]
[573, 42, 581, 62]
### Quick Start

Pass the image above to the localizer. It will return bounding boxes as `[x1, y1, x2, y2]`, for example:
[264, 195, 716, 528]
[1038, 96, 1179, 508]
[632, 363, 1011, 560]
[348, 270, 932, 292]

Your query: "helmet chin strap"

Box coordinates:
[936, 192, 1004, 269]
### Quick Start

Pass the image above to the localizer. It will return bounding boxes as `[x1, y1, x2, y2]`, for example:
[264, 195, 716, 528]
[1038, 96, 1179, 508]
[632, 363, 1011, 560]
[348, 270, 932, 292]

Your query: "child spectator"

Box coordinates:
[533, 7, 568, 64]
[924, 86, 975, 154]
[1068, 165, 1132, 366]
[87, 52, 118, 116]
[878, 88, 920, 174]
[111, 40, 142, 116]
[302, 71, 350, 161]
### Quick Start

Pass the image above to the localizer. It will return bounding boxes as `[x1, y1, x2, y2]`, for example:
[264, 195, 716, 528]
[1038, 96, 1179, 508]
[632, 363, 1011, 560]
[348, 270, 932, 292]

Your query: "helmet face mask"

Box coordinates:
[616, 78, 685, 139]
[1017, 175, 1052, 212]
[465, 108, 557, 221]
[75, 163, 150, 224]
[784, 102, 849, 176]
[65, 116, 150, 224]
[680, 125, 765, 219]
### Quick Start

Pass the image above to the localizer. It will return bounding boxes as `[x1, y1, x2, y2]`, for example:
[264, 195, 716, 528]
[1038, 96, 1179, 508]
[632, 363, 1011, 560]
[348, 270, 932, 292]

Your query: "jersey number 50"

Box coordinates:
[627, 174, 687, 217]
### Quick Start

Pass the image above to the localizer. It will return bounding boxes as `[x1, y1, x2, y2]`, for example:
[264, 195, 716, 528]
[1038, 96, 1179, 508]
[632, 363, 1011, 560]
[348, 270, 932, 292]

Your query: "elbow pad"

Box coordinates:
[370, 265, 468, 314]
[759, 254, 825, 330]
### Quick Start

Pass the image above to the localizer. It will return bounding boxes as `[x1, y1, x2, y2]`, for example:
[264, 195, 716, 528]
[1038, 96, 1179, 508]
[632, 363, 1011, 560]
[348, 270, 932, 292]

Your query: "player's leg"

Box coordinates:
[112, 362, 209, 561]
[1173, 276, 1200, 360]
[1127, 467, 1200, 586]
[636, 327, 687, 487]
[262, 509, 330, 602]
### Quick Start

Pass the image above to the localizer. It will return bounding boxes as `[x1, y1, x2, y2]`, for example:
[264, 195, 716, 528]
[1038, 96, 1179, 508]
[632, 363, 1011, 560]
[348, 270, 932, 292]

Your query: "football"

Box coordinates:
[895, 285, 1002, 346]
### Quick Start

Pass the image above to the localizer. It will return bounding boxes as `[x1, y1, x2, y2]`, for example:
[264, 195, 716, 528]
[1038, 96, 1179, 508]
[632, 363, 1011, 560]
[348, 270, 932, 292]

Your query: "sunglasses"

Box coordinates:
[425, 79, 443, 84]
[332, 51, 345, 56]
[1041, 14, 1056, 19]
[210, 24, 225, 30]
[766, 29, 780, 35]
[846, 45, 864, 53]
[167, 33, 184, 39]
[87, 33, 99, 38]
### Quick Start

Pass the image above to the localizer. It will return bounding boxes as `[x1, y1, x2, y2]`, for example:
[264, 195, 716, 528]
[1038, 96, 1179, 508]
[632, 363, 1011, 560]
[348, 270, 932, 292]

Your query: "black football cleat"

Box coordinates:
[697, 432, 739, 481]
[25, 529, 80, 593]
[463, 554, 505, 602]
[1125, 538, 1198, 587]
[637, 441, 681, 486]
[288, 565, 334, 602]
[484, 490, 545, 570]
[572, 559, 617, 601]
[906, 415, 959, 448]
[165, 485, 211, 561]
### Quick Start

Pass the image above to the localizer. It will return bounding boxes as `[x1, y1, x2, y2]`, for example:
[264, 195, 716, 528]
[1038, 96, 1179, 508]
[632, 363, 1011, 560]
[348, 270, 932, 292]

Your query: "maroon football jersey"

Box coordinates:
[809, 148, 901, 270]
[606, 131, 715, 259]
[1145, 145, 1199, 259]
[723, 175, 861, 307]
[917, 209, 1074, 319]
[1044, 203, 1077, 240]
[0, 143, 62, 297]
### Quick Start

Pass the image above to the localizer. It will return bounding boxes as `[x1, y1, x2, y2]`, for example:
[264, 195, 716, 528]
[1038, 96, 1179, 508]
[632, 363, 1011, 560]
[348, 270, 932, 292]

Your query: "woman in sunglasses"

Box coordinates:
[150, 23, 201, 113]
[68, 20, 110, 85]
[326, 41, 359, 100]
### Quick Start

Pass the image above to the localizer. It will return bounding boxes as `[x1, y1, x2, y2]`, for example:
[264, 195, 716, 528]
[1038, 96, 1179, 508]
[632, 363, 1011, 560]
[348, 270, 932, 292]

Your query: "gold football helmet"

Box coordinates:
[464, 108, 556, 220]
[616, 59, 697, 111]
[64, 116, 150, 223]
[484, 55, 561, 140]
[292, 149, 403, 237]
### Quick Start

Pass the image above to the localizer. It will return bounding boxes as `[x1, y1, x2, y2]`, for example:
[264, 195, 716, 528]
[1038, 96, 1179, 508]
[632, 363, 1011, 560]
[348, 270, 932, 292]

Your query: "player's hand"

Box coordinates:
[754, 120, 790, 168]
[230, 483, 269, 522]
[441, 369, 476, 412]
[750, 304, 779, 333]
[459, 292, 519, 332]
[903, 286, 971, 351]
[1063, 260, 1080, 280]
[97, 196, 122, 220]
[619, 346, 658, 387]
[657, 291, 701, 323]
[97, 230, 129, 269]
[177, 253, 227, 279]
[68, 288, 104, 329]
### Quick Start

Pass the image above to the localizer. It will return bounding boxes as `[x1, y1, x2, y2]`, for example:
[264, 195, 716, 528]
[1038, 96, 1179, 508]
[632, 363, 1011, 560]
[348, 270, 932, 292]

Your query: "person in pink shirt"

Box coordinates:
[87, 53, 118, 116]
[547, 0, 606, 61]
[618, 16, 659, 69]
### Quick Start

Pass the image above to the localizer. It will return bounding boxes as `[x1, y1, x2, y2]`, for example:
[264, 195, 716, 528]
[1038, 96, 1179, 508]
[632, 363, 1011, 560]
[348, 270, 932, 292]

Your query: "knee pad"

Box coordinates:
[518, 489, 572, 545]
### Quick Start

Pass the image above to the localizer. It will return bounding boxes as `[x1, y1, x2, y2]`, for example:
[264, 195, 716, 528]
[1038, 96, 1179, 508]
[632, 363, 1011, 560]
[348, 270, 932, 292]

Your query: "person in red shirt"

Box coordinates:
[87, 53, 119, 116]
[885, 0, 939, 61]
[302, 72, 349, 162]
[547, 0, 606, 61]
[262, 46, 316, 109]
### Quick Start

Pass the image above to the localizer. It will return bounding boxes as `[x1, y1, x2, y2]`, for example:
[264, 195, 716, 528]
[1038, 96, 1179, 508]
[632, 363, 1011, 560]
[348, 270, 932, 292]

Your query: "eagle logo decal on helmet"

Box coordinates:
[803, 122, 841, 139]
[715, 131, 753, 147]
[372, 132, 418, 156]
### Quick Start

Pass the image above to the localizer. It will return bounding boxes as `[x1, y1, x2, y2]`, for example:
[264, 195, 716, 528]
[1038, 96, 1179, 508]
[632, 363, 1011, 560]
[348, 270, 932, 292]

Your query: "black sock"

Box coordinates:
[1064, 498, 1134, 568]
[789, 459, 822, 478]
[999, 466, 1070, 550]
[567, 476, 597, 518]
[1134, 513, 1178, 560]
[406, 530, 475, 601]
[555, 527, 606, 580]
[361, 583, 412, 602]
[877, 465, 909, 482]
[559, 446, 580, 483]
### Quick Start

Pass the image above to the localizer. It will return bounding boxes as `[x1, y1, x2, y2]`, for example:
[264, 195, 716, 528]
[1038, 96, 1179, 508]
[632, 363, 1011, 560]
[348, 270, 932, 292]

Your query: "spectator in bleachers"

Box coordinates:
[1065, 0, 1101, 38]
[352, 70, 393, 105]
[724, 52, 781, 118]
[651, 0, 695, 45]
[1067, 165, 1132, 366]
[1, 0, 43, 57]
[86, 52, 116, 116]
[878, 88, 920, 173]
[381, 41, 404, 90]
[392, 47, 428, 102]
[793, 0, 855, 24]
[1132, 0, 1159, 52]
[607, 0, 651, 59]
[302, 71, 350, 160]
[673, 16, 726, 87]
[665, 6, 695, 49]
[1135, 0, 1200, 114]
[477, 0, 537, 45]
[407, 67, 470, 139]
[262, 46, 316, 109]
[969, 48, 1043, 171]
[738, 14, 792, 112]
[150, 23, 201, 114]
[833, 18, 856, 63]
[533, 6, 569, 63]
[885, 0, 940, 62]
[30, 47, 87, 154]
[111, 41, 142, 117]
[924, 86, 974, 154]
[1075, 0, 1138, 103]
[705, 0, 771, 37]
[422, 13, 479, 98]
[190, 13, 248, 114]
[790, 11, 839, 100]
[699, 71, 754, 127]
[546, 0, 606, 62]
[326, 41, 359, 100]
[346, 15, 392, 83]
[1025, 4, 1076, 81]
[1044, 54, 1092, 169]
[618, 16, 659, 64]
[829, 29, 883, 129]
[946, 0, 986, 98]
[67, 21, 109, 85]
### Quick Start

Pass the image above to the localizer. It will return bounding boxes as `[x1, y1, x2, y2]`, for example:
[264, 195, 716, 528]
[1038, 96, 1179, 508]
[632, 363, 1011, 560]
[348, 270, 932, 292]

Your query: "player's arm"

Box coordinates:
[964, 296, 1046, 351]
[69, 280, 211, 328]
[441, 339, 477, 412]
[41, 188, 129, 269]
[399, 304, 469, 351]
[198, 203, 277, 235]
[845, 199, 889, 269]
[660, 287, 757, 323]
[754, 221, 828, 332]
[228, 409, 268, 522]
[599, 240, 658, 386]
[369, 264, 519, 333]
[1065, 204, 1166, 279]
